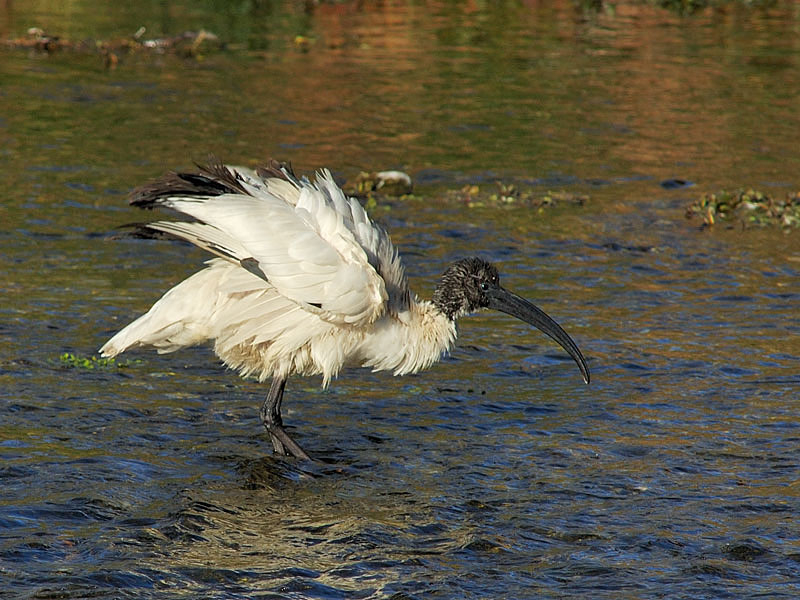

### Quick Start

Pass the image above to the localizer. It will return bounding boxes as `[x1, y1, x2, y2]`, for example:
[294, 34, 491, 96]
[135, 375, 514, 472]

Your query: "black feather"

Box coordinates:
[109, 223, 239, 263]
[129, 155, 250, 209]
[257, 159, 298, 184]
[109, 223, 178, 241]
[239, 257, 269, 282]
[197, 155, 250, 195]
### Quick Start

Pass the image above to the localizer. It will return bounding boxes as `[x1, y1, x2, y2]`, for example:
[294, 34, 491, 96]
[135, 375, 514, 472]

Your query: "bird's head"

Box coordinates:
[432, 257, 500, 320]
[432, 257, 590, 384]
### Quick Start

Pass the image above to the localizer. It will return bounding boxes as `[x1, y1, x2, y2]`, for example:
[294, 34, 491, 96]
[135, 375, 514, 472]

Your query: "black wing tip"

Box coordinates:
[128, 171, 228, 209]
[257, 158, 298, 183]
[197, 156, 249, 195]
[239, 257, 269, 282]
[107, 222, 177, 241]
[111, 221, 243, 264]
[128, 155, 301, 210]
[129, 154, 250, 209]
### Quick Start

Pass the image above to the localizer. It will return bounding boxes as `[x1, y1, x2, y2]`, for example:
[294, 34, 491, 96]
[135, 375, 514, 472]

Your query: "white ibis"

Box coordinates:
[100, 158, 590, 459]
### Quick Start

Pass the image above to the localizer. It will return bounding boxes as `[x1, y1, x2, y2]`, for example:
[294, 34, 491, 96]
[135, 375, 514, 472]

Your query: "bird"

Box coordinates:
[100, 157, 590, 460]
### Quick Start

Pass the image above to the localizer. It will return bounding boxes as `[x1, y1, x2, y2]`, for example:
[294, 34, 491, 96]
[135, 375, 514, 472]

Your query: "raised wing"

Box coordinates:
[304, 169, 410, 317]
[128, 158, 409, 327]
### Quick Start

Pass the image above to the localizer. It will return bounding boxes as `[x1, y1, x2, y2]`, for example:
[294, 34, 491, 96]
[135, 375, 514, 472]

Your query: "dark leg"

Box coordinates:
[259, 376, 311, 460]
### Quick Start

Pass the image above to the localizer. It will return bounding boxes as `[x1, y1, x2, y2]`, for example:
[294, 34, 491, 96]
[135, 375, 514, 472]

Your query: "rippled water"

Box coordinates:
[2, 1, 800, 598]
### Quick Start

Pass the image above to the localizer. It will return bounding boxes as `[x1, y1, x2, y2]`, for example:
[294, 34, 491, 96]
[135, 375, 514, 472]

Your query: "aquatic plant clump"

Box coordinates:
[3, 27, 221, 69]
[686, 189, 800, 229]
[59, 352, 140, 370]
[445, 182, 589, 210]
[579, 0, 781, 15]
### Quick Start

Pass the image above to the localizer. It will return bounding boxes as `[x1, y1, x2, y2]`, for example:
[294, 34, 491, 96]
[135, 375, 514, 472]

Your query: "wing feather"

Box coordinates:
[128, 160, 409, 327]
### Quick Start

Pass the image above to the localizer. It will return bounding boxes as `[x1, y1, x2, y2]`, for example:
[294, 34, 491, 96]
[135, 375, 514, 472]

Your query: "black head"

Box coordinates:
[432, 256, 590, 384]
[432, 257, 499, 320]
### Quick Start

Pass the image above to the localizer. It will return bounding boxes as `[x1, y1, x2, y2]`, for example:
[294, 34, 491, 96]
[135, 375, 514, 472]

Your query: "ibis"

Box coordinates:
[100, 158, 590, 459]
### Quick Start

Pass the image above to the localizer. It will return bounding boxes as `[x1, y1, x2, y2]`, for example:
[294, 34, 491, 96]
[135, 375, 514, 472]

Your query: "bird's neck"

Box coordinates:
[431, 283, 460, 321]
[397, 299, 458, 375]
[357, 298, 456, 376]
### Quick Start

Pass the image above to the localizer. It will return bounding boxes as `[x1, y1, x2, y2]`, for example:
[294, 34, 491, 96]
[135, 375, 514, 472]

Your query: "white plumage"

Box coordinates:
[101, 158, 589, 459]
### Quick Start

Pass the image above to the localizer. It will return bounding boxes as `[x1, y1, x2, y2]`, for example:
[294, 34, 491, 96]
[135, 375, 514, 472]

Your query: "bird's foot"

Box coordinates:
[264, 423, 312, 461]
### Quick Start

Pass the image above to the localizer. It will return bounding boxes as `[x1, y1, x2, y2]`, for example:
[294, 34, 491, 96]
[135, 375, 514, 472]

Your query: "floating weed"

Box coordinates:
[686, 189, 800, 229]
[59, 352, 142, 370]
[446, 182, 588, 211]
[3, 27, 223, 70]
[653, 0, 780, 15]
[345, 170, 413, 199]
[579, 0, 778, 16]
[344, 170, 415, 213]
[344, 172, 588, 213]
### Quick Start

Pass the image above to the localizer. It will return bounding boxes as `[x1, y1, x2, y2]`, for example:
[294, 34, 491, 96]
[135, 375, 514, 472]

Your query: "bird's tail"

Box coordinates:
[99, 261, 228, 358]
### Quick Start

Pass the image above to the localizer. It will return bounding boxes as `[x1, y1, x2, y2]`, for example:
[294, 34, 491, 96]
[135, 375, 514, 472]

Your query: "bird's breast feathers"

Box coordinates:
[351, 300, 457, 377]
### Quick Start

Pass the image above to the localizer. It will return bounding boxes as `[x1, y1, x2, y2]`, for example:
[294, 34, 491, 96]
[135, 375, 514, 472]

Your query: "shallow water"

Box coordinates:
[2, 1, 800, 598]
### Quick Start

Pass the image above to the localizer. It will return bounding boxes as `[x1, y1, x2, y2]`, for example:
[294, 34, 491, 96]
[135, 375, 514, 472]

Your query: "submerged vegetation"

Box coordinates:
[686, 189, 800, 229]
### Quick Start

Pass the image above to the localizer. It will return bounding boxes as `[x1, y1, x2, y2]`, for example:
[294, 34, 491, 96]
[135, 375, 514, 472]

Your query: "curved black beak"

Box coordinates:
[487, 287, 590, 384]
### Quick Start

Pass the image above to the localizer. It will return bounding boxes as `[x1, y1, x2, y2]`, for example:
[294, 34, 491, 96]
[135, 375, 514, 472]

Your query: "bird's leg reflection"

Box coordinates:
[259, 376, 311, 461]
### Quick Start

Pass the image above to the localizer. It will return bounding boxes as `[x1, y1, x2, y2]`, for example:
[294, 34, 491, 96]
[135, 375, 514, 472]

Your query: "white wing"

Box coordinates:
[131, 160, 410, 327]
